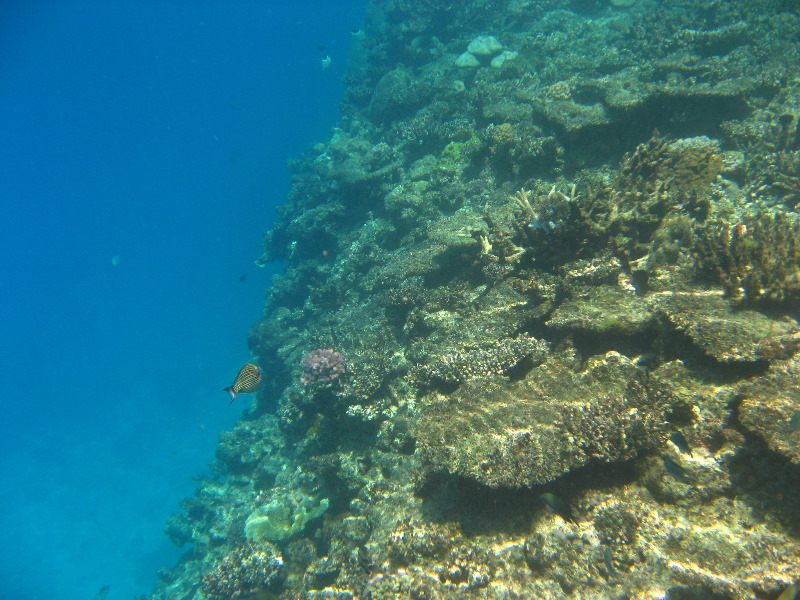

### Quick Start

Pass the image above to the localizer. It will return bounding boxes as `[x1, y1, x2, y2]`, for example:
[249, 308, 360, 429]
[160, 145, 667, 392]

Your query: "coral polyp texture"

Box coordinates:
[143, 1, 800, 599]
[301, 348, 347, 386]
[201, 543, 284, 600]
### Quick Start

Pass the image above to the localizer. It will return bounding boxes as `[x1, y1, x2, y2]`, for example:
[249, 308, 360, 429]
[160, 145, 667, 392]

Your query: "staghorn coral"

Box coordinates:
[698, 210, 800, 304]
[496, 182, 594, 272]
[722, 80, 800, 207]
[619, 134, 722, 197]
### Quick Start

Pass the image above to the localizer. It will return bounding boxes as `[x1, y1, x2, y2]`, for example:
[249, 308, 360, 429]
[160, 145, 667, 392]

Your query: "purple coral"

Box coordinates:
[301, 348, 346, 386]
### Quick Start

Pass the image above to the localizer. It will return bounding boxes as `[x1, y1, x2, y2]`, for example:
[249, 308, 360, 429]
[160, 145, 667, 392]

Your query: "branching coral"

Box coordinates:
[698, 210, 800, 304]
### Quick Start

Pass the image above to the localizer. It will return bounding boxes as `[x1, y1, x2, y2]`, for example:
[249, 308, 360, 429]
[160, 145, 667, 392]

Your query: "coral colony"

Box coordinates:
[300, 349, 347, 386]
[145, 1, 800, 599]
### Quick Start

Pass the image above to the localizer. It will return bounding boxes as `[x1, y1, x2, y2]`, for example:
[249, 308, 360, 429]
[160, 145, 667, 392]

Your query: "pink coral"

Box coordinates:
[300, 349, 346, 386]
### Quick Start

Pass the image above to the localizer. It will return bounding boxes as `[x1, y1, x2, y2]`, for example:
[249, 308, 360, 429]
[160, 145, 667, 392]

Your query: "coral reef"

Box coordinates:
[142, 1, 800, 600]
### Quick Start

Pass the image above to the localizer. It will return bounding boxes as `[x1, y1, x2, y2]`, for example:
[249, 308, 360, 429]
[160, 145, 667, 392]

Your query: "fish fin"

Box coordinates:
[223, 386, 237, 404]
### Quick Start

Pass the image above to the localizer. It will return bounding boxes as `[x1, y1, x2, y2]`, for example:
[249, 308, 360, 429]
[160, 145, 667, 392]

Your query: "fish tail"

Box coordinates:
[223, 386, 237, 404]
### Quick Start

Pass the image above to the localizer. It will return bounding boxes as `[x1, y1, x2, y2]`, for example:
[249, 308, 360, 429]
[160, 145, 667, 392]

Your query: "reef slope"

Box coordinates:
[144, 1, 800, 599]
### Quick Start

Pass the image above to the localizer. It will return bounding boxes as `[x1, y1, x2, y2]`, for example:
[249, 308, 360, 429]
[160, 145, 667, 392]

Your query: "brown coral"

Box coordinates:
[413, 334, 549, 387]
[698, 211, 800, 304]
[201, 543, 285, 600]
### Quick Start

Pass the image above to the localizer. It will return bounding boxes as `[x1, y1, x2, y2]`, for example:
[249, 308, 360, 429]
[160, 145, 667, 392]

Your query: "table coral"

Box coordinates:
[415, 352, 667, 488]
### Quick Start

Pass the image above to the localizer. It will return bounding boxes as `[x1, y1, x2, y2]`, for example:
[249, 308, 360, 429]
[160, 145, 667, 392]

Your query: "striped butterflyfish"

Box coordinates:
[223, 363, 262, 404]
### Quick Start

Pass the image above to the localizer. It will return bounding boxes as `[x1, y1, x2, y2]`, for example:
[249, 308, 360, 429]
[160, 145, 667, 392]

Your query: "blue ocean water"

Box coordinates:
[0, 2, 365, 599]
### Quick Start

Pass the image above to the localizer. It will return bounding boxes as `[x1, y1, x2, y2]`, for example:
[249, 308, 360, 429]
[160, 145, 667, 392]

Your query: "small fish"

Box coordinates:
[788, 410, 800, 432]
[95, 585, 110, 600]
[223, 363, 262, 404]
[778, 582, 799, 600]
[662, 457, 691, 484]
[603, 546, 616, 576]
[540, 492, 577, 524]
[357, 545, 375, 573]
[669, 431, 692, 455]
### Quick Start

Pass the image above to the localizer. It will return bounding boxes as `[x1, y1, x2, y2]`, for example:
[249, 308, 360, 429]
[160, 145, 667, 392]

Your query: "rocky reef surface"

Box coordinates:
[143, 1, 800, 599]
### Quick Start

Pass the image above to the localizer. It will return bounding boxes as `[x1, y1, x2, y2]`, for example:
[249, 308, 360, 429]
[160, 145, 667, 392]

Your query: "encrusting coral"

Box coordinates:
[244, 487, 329, 542]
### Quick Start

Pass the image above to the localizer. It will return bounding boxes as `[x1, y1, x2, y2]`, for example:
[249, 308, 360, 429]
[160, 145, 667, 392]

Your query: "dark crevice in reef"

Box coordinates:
[552, 95, 756, 173]
[418, 458, 640, 537]
[727, 399, 800, 537]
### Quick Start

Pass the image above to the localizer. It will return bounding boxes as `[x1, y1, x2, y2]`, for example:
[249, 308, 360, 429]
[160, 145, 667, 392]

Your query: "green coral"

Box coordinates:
[245, 491, 329, 542]
[437, 131, 482, 174]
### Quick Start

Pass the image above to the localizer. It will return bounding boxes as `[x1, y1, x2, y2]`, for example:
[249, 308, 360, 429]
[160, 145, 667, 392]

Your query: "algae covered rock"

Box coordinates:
[651, 290, 800, 362]
[546, 283, 654, 335]
[415, 352, 668, 487]
[738, 355, 800, 464]
[414, 334, 549, 385]
[369, 68, 427, 123]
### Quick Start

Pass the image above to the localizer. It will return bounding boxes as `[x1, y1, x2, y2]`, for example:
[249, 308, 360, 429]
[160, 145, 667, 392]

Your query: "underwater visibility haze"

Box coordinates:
[0, 2, 365, 599]
[6, 0, 800, 599]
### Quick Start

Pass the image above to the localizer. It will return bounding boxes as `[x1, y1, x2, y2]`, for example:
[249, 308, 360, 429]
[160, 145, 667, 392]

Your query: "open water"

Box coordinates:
[0, 2, 366, 599]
